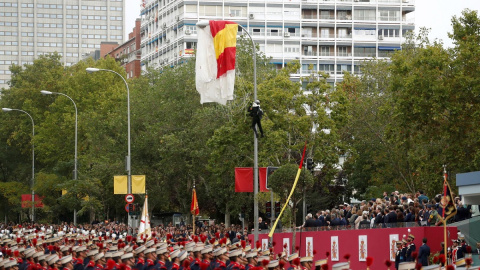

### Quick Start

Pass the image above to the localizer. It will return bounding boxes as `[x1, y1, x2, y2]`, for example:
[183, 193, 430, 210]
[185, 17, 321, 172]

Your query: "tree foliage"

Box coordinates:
[1, 10, 479, 224]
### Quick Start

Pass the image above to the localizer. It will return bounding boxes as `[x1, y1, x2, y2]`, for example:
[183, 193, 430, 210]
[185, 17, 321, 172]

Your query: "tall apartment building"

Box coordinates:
[139, 0, 414, 85]
[0, 0, 125, 89]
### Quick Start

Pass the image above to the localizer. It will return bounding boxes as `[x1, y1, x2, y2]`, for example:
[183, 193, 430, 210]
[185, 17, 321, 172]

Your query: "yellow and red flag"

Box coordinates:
[191, 188, 199, 215]
[196, 20, 238, 105]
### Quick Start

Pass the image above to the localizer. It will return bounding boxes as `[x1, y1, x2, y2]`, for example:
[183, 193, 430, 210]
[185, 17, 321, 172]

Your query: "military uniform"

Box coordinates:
[135, 258, 145, 270]
[74, 259, 85, 270]
[85, 261, 96, 270]
[406, 234, 416, 262]
[395, 242, 403, 270]
[170, 263, 180, 270]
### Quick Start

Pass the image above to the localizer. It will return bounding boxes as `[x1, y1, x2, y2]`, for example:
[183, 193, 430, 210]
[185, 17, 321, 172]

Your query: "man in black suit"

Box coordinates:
[384, 206, 397, 227]
[418, 238, 430, 266]
[304, 214, 316, 228]
[374, 207, 384, 227]
[258, 217, 268, 230]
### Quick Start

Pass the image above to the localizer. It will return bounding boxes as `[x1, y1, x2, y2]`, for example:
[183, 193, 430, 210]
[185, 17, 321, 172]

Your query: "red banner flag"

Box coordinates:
[235, 167, 269, 192]
[191, 188, 199, 215]
[21, 194, 44, 208]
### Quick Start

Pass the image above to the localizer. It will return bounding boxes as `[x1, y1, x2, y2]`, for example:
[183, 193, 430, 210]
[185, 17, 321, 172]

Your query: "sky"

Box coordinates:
[124, 0, 480, 48]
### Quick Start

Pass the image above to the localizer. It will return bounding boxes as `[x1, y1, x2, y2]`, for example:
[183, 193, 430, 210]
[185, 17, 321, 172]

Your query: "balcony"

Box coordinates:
[302, 51, 317, 56]
[337, 52, 352, 57]
[379, 16, 401, 21]
[319, 52, 335, 57]
[302, 14, 317, 20]
[319, 14, 335, 20]
[337, 34, 352, 39]
[353, 16, 376, 21]
[337, 15, 352, 20]
[354, 52, 375, 57]
[318, 34, 335, 39]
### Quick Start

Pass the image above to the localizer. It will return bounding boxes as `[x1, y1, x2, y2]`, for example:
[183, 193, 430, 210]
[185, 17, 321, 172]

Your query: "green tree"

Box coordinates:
[268, 163, 314, 247]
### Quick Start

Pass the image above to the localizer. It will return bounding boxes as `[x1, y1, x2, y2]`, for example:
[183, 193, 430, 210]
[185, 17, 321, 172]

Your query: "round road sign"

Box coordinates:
[125, 194, 134, 203]
[125, 204, 135, 213]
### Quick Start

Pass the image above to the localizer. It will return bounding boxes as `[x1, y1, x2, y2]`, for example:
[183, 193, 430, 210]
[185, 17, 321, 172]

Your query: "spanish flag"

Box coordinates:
[191, 188, 199, 216]
[196, 20, 238, 105]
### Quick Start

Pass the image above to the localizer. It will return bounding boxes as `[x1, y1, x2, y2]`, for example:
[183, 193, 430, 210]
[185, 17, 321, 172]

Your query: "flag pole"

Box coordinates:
[443, 165, 448, 258]
[192, 179, 196, 236]
[237, 24, 259, 243]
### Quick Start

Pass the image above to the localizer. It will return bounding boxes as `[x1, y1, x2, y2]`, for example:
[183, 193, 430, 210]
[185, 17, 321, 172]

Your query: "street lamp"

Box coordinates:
[86, 67, 133, 231]
[40, 90, 79, 225]
[196, 20, 259, 242]
[2, 108, 36, 222]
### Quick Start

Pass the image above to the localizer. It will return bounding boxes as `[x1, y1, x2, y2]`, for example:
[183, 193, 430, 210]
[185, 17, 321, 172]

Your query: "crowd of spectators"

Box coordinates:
[297, 190, 477, 230]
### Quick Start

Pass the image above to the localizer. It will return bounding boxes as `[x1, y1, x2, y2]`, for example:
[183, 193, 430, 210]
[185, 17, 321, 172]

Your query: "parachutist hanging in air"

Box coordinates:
[247, 100, 264, 138]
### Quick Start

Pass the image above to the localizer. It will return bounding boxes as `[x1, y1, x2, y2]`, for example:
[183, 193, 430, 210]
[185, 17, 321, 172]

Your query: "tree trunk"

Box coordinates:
[225, 207, 231, 227]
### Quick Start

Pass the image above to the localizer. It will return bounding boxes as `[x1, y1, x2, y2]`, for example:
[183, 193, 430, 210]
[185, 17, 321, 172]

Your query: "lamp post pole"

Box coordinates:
[2, 108, 35, 222]
[40, 90, 78, 225]
[239, 25, 259, 243]
[86, 68, 132, 231]
[196, 21, 258, 242]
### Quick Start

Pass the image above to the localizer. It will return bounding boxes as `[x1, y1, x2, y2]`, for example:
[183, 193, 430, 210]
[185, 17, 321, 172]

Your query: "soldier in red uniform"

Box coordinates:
[94, 253, 105, 270]
[245, 251, 257, 270]
[120, 253, 135, 270]
[59, 255, 74, 270]
[169, 250, 182, 270]
[155, 247, 169, 270]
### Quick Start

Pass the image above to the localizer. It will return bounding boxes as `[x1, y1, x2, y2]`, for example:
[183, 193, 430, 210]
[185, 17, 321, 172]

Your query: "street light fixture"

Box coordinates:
[86, 67, 133, 231]
[196, 20, 259, 242]
[2, 108, 36, 222]
[40, 90, 79, 225]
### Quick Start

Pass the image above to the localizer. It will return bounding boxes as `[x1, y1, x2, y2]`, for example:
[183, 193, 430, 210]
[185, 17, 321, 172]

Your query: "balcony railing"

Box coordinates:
[337, 15, 352, 20]
[318, 34, 335, 39]
[302, 14, 317, 20]
[353, 16, 377, 21]
[379, 16, 401, 21]
[337, 52, 352, 57]
[319, 52, 335, 57]
[355, 52, 376, 57]
[302, 51, 317, 56]
[337, 34, 352, 39]
[319, 14, 335, 20]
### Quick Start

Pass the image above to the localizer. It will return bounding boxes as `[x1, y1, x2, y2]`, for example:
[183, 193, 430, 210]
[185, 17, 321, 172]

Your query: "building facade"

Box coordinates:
[139, 0, 414, 85]
[104, 18, 142, 79]
[0, 0, 125, 88]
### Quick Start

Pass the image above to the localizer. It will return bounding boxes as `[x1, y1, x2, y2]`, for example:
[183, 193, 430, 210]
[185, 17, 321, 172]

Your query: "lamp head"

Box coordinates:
[40, 90, 53, 95]
[86, 68, 100, 73]
[196, 20, 209, 28]
[2, 108, 13, 112]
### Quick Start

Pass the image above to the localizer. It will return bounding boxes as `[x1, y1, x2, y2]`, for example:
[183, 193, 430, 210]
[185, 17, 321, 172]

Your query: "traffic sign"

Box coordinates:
[125, 203, 135, 213]
[125, 194, 134, 203]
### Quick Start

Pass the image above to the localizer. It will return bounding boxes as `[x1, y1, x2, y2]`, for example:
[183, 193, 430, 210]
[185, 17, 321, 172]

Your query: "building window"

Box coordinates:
[337, 46, 348, 56]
